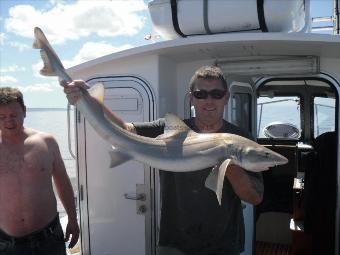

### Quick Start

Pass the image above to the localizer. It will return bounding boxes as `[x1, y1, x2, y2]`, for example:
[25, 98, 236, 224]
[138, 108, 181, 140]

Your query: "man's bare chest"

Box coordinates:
[0, 143, 53, 179]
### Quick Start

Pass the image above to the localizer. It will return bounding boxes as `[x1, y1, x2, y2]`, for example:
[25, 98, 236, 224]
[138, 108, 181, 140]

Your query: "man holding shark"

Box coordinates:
[62, 65, 264, 255]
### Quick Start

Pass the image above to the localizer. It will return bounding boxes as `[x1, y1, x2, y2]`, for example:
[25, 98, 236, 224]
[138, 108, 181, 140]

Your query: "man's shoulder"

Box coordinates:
[25, 128, 57, 146]
[222, 120, 254, 140]
[25, 128, 53, 139]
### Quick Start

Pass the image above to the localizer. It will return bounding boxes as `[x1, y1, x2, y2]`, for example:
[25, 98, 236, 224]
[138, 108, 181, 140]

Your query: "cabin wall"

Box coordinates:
[175, 59, 215, 117]
[321, 57, 340, 81]
[158, 56, 177, 116]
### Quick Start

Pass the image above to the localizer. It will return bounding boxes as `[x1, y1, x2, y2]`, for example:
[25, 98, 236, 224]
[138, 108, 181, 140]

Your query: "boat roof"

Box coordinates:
[68, 32, 340, 74]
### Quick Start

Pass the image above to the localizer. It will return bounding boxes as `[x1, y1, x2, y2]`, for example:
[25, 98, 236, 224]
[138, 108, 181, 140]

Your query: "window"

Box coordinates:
[231, 93, 251, 132]
[313, 97, 335, 137]
[257, 96, 301, 139]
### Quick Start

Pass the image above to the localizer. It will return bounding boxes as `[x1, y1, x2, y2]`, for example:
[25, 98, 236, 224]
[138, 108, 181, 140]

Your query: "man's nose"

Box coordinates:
[205, 96, 215, 103]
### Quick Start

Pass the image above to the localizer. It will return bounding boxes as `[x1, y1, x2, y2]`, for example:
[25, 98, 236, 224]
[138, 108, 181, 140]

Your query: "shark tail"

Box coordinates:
[32, 27, 68, 78]
[39, 50, 57, 76]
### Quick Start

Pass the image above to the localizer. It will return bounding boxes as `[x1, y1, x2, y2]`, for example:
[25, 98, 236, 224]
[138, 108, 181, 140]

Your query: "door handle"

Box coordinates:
[124, 193, 146, 201]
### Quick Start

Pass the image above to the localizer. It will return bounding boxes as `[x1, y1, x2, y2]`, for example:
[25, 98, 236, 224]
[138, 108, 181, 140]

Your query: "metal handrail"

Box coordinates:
[67, 103, 76, 159]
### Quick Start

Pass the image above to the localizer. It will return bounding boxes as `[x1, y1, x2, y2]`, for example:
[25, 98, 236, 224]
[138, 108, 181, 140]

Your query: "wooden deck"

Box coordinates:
[255, 241, 291, 255]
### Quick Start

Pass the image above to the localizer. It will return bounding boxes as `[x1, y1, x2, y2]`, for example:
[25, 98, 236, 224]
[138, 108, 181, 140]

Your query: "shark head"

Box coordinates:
[239, 143, 288, 172]
[220, 134, 288, 172]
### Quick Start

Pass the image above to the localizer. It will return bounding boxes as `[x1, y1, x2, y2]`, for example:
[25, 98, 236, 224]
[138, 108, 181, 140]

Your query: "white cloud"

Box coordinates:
[0, 64, 26, 73]
[17, 82, 59, 93]
[5, 0, 147, 44]
[9, 41, 30, 51]
[0, 33, 5, 45]
[0, 75, 18, 84]
[66, 41, 133, 67]
[32, 41, 133, 72]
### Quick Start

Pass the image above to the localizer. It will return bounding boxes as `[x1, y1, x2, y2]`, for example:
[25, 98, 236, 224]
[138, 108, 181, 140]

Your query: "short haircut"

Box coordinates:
[189, 66, 228, 92]
[0, 87, 25, 111]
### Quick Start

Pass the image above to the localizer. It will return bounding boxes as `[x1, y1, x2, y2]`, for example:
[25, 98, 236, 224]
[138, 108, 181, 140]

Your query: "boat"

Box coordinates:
[64, 0, 340, 254]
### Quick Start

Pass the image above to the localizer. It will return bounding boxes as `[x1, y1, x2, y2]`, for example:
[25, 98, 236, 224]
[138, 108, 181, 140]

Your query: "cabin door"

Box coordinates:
[228, 80, 256, 255]
[76, 76, 156, 255]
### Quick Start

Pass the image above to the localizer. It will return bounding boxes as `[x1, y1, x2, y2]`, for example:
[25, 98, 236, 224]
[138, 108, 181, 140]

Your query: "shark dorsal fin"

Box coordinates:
[164, 113, 191, 137]
[88, 83, 105, 103]
[156, 113, 197, 140]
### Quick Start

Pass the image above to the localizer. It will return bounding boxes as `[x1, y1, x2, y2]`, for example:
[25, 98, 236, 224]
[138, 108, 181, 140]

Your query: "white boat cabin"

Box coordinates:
[66, 0, 340, 254]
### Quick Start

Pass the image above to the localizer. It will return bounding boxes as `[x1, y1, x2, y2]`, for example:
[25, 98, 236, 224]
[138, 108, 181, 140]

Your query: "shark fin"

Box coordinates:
[88, 83, 105, 103]
[157, 113, 196, 140]
[205, 159, 234, 205]
[109, 146, 132, 168]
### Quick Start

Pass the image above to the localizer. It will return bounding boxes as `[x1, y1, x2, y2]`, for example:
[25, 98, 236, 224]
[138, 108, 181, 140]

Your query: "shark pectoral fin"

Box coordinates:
[109, 147, 132, 168]
[204, 159, 233, 205]
[88, 83, 105, 103]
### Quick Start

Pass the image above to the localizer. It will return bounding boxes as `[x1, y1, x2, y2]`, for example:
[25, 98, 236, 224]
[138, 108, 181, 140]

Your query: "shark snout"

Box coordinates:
[269, 151, 289, 166]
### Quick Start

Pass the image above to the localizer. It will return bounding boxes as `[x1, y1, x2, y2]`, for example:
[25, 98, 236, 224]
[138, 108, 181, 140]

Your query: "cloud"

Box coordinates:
[5, 0, 147, 44]
[0, 75, 18, 84]
[32, 41, 133, 72]
[0, 33, 5, 45]
[0, 64, 26, 73]
[9, 41, 30, 51]
[16, 82, 59, 93]
[66, 41, 133, 67]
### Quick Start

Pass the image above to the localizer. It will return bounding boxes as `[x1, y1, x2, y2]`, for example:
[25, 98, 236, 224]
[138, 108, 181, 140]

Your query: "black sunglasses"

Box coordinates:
[192, 89, 226, 100]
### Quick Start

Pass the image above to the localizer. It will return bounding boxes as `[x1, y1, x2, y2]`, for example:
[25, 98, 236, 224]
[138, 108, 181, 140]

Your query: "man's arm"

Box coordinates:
[61, 80, 136, 133]
[48, 135, 80, 248]
[225, 165, 263, 205]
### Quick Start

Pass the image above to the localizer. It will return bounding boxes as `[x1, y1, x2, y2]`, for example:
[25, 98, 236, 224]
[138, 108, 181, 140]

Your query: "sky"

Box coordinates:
[0, 0, 335, 108]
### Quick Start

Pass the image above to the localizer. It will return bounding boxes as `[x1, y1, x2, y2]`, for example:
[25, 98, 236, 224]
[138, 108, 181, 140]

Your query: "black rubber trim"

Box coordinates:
[203, 0, 212, 34]
[171, 0, 186, 37]
[257, 0, 268, 32]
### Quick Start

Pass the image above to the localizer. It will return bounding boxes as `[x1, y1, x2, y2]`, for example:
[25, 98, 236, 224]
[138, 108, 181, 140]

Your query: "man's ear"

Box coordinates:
[189, 91, 193, 103]
[224, 92, 230, 105]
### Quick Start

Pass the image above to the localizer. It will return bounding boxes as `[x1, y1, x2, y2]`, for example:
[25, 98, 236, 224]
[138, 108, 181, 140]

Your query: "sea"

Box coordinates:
[25, 108, 76, 217]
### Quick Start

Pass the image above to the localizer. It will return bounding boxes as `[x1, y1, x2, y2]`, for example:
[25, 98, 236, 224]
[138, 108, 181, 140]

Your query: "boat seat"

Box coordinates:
[256, 145, 296, 215]
[304, 131, 337, 255]
[256, 212, 292, 245]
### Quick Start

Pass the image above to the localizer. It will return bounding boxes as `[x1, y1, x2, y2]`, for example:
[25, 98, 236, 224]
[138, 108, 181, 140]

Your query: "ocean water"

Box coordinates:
[25, 108, 76, 216]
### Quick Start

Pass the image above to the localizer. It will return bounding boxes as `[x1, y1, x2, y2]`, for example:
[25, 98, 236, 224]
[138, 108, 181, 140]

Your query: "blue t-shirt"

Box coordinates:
[133, 118, 262, 255]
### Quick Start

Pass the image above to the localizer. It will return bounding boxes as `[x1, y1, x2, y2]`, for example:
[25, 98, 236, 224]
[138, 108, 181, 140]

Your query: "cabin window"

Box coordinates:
[257, 96, 301, 139]
[231, 93, 251, 132]
[313, 96, 336, 137]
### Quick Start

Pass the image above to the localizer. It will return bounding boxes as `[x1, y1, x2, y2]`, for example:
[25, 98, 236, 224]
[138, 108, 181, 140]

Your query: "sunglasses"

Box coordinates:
[192, 89, 226, 100]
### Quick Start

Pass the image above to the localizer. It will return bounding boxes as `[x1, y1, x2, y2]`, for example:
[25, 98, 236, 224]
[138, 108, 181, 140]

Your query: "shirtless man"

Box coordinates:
[0, 87, 79, 255]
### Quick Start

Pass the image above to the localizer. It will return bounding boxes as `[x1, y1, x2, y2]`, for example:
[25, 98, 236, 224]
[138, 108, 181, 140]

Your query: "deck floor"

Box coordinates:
[255, 241, 291, 255]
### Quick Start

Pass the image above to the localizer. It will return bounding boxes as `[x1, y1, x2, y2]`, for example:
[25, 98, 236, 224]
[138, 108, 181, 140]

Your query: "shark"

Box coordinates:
[33, 27, 288, 204]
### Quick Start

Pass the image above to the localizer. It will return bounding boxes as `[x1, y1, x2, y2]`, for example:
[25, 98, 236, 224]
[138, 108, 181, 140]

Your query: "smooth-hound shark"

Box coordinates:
[33, 27, 288, 204]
